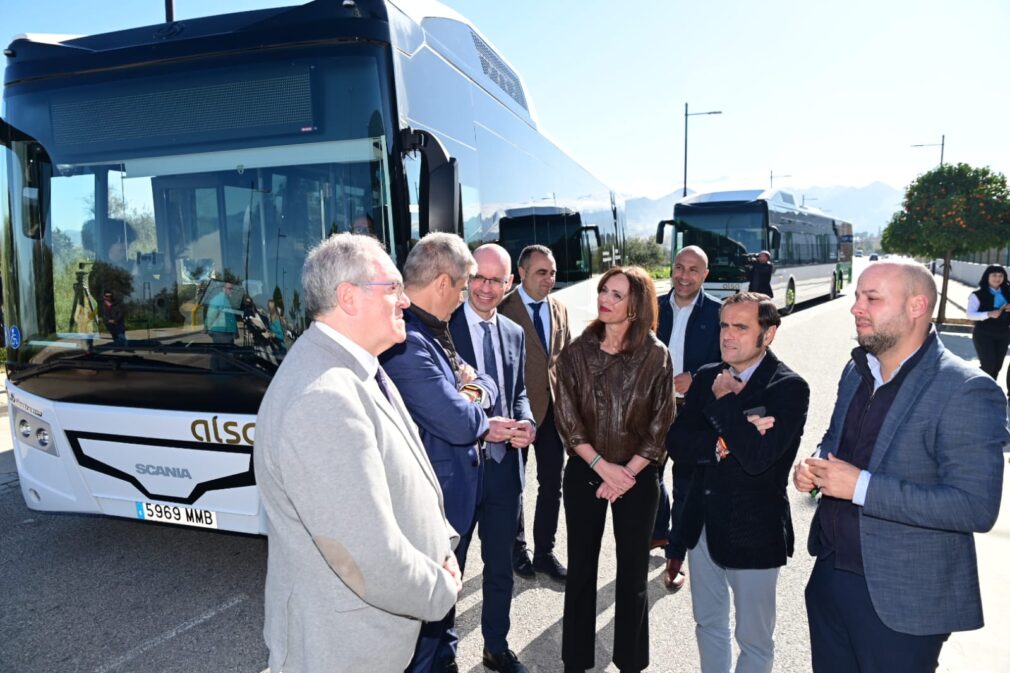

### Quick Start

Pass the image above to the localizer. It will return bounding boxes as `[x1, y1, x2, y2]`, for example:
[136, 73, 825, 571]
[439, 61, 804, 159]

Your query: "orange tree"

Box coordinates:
[882, 163, 1010, 322]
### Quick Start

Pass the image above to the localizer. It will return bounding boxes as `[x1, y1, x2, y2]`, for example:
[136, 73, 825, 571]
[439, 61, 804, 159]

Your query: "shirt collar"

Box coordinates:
[517, 285, 545, 307]
[313, 321, 378, 379]
[729, 351, 766, 382]
[669, 289, 702, 311]
[866, 345, 920, 389]
[463, 301, 497, 328]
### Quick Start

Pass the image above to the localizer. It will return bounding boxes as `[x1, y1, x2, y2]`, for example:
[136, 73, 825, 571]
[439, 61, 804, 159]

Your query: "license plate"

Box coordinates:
[135, 501, 218, 529]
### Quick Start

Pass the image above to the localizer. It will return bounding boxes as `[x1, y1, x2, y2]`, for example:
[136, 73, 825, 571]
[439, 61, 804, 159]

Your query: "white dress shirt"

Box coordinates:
[517, 285, 551, 352]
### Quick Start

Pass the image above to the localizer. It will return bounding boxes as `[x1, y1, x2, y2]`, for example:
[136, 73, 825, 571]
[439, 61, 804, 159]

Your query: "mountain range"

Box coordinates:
[624, 181, 904, 238]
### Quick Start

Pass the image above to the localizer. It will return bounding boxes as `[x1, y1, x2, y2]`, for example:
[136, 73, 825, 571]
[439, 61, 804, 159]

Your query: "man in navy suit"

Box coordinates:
[795, 261, 1008, 673]
[449, 243, 536, 673]
[654, 245, 723, 591]
[381, 233, 504, 673]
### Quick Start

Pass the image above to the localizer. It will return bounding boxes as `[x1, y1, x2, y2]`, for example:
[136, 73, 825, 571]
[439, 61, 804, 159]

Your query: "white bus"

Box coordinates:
[0, 0, 625, 534]
[658, 189, 852, 313]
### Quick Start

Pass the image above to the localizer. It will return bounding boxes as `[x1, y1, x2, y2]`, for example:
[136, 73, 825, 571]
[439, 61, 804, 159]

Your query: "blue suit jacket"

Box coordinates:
[810, 332, 1008, 635]
[381, 310, 499, 536]
[448, 306, 535, 439]
[656, 289, 722, 377]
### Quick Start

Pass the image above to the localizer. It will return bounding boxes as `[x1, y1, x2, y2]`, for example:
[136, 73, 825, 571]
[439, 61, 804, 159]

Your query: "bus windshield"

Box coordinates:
[674, 207, 766, 280]
[2, 49, 395, 398]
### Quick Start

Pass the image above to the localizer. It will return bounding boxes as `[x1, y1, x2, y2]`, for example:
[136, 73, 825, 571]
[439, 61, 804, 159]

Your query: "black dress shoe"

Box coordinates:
[532, 552, 568, 581]
[513, 549, 535, 578]
[482, 648, 530, 673]
[435, 656, 459, 673]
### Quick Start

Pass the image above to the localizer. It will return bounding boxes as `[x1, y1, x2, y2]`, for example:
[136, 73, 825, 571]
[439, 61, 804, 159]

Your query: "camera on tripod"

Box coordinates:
[69, 261, 97, 332]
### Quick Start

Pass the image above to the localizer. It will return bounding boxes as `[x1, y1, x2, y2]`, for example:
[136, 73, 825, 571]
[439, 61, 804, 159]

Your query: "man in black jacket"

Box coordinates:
[669, 292, 809, 673]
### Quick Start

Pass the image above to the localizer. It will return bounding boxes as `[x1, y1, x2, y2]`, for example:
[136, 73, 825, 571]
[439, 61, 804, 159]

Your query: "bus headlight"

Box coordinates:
[13, 410, 57, 457]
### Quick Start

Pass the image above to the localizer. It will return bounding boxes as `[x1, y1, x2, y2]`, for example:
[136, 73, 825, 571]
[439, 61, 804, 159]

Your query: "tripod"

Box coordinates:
[68, 267, 97, 332]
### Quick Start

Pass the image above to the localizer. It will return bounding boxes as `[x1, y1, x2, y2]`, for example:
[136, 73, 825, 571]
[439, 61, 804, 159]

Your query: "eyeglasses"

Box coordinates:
[361, 280, 407, 300]
[471, 274, 508, 288]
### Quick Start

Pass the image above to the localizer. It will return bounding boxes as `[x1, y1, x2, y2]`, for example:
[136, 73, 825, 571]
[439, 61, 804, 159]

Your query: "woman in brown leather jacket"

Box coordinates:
[556, 266, 676, 673]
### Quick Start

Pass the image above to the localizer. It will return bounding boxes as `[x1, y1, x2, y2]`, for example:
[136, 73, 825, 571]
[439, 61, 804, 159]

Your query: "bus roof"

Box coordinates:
[680, 189, 834, 217]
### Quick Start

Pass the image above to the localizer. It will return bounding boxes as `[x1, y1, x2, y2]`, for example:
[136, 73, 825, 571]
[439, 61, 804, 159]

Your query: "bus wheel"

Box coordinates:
[782, 281, 797, 315]
[829, 273, 838, 300]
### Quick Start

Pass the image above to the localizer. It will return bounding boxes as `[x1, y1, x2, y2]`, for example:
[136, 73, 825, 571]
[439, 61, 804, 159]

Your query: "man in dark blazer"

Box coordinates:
[448, 243, 536, 673]
[381, 233, 502, 673]
[499, 244, 571, 581]
[670, 292, 809, 673]
[654, 245, 723, 591]
[795, 261, 1008, 673]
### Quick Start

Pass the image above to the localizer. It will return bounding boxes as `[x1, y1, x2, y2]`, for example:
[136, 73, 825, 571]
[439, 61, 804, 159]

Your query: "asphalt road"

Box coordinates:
[2, 260, 1007, 673]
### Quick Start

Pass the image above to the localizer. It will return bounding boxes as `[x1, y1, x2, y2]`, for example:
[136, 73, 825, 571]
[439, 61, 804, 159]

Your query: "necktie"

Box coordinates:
[374, 366, 392, 403]
[529, 301, 549, 353]
[481, 321, 507, 463]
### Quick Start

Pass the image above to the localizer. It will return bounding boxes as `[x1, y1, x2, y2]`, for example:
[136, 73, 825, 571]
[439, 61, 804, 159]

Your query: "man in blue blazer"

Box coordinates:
[654, 245, 723, 591]
[448, 244, 536, 673]
[796, 261, 1008, 673]
[381, 233, 501, 673]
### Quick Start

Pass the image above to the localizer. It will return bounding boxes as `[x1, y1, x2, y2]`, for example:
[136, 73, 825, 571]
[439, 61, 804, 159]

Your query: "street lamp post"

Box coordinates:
[769, 170, 792, 190]
[911, 134, 945, 166]
[683, 102, 722, 197]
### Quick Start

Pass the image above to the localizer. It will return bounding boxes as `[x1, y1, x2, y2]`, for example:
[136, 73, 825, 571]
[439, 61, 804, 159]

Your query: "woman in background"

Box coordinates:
[556, 266, 676, 673]
[967, 264, 1010, 393]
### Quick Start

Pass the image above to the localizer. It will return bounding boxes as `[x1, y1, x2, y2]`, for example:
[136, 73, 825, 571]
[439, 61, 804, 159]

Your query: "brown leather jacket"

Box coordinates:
[555, 330, 676, 465]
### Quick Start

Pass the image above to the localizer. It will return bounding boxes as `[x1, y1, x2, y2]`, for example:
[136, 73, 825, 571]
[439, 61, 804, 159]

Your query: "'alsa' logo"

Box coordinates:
[136, 464, 192, 479]
[190, 416, 255, 446]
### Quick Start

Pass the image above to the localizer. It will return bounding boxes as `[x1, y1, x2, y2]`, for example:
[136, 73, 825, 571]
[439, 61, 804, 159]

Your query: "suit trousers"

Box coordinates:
[689, 527, 780, 673]
[805, 557, 949, 673]
[562, 458, 659, 672]
[516, 403, 565, 557]
[653, 464, 692, 561]
[406, 449, 523, 672]
[971, 330, 1010, 389]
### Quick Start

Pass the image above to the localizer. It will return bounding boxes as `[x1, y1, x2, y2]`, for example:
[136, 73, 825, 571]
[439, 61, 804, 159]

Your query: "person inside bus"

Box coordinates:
[555, 266, 676, 673]
[206, 281, 239, 344]
[967, 264, 1010, 394]
[748, 250, 774, 297]
[351, 212, 376, 236]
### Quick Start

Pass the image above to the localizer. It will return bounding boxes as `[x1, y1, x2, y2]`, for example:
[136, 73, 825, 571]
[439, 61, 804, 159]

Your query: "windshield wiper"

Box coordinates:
[10, 351, 211, 383]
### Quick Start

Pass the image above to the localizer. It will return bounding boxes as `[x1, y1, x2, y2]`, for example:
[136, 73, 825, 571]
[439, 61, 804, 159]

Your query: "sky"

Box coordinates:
[2, 0, 1008, 199]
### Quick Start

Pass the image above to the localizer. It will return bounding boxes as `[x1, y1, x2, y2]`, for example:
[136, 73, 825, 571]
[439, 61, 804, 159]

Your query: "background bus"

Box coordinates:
[657, 189, 852, 313]
[0, 0, 624, 534]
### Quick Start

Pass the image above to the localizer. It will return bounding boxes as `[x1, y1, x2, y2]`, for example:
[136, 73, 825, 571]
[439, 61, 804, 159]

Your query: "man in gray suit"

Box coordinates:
[254, 234, 462, 673]
[795, 260, 1007, 673]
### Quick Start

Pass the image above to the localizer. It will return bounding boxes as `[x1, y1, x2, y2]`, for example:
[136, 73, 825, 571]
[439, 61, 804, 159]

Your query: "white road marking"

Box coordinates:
[93, 593, 248, 673]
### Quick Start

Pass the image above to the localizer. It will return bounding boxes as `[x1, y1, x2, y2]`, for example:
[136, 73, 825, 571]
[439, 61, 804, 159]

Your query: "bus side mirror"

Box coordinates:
[579, 224, 601, 247]
[769, 225, 782, 252]
[2, 118, 50, 240]
[400, 127, 461, 236]
[656, 219, 674, 244]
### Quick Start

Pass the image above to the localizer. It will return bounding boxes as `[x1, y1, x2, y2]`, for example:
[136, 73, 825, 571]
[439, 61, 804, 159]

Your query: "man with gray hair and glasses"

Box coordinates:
[254, 233, 461, 673]
[381, 233, 505, 673]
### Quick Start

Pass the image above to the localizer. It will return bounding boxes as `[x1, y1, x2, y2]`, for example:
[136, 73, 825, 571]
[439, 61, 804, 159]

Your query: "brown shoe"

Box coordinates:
[663, 558, 686, 592]
[650, 537, 668, 550]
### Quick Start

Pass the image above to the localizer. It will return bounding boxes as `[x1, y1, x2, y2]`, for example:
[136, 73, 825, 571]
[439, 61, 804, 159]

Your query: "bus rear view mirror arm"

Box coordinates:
[656, 219, 675, 244]
[580, 224, 601, 247]
[399, 127, 461, 237]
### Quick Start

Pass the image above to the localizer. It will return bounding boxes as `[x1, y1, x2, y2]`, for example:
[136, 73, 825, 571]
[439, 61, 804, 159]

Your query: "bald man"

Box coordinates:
[447, 244, 536, 673]
[795, 261, 1008, 673]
